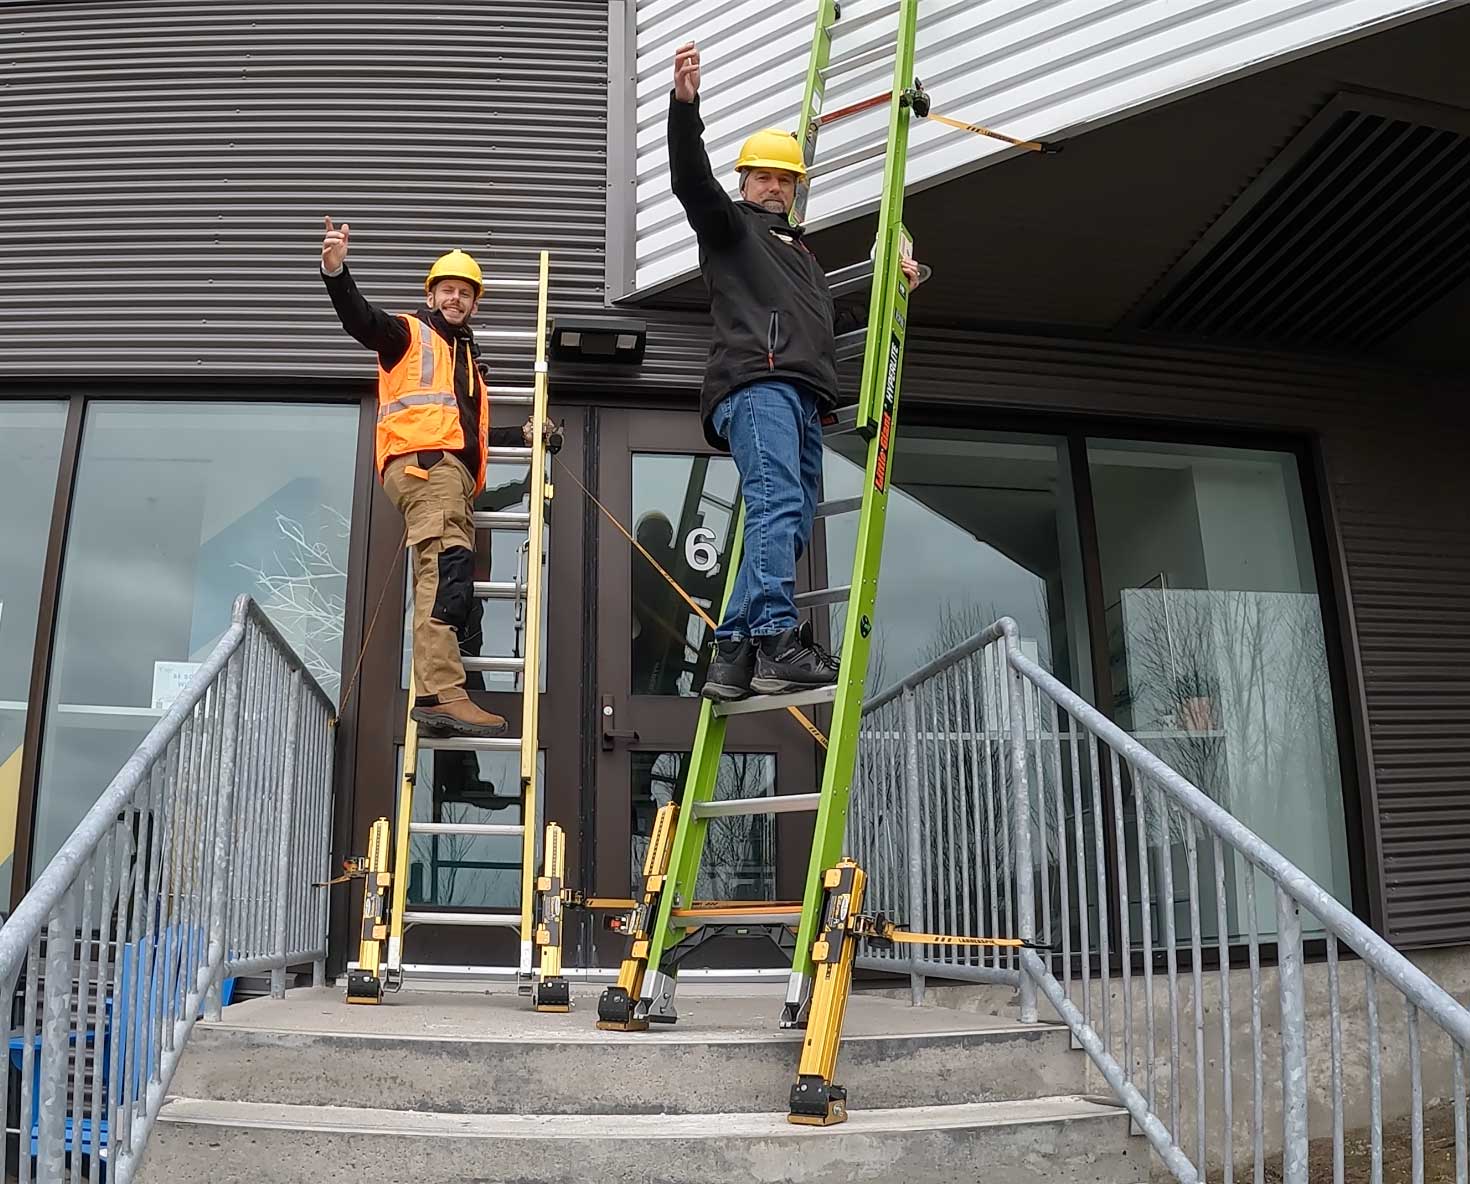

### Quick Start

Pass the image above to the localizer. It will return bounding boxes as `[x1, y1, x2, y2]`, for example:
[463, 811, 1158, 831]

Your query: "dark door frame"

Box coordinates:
[588, 406, 821, 965]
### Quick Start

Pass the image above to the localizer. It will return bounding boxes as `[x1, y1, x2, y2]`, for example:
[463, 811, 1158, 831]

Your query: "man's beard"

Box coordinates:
[760, 197, 788, 213]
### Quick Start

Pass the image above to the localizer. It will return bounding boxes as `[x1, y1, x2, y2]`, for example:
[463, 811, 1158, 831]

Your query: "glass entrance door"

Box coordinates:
[591, 409, 819, 969]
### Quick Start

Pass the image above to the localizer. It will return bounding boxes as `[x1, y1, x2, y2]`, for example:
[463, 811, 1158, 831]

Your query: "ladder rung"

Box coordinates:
[475, 329, 539, 342]
[473, 581, 523, 600]
[416, 735, 522, 753]
[487, 386, 535, 406]
[400, 911, 522, 928]
[834, 330, 867, 363]
[810, 141, 887, 180]
[670, 906, 802, 928]
[821, 43, 893, 81]
[712, 684, 839, 718]
[488, 278, 541, 291]
[822, 405, 861, 437]
[473, 510, 531, 530]
[815, 496, 863, 519]
[795, 585, 850, 609]
[463, 655, 527, 673]
[410, 822, 525, 838]
[487, 447, 533, 462]
[826, 260, 875, 300]
[693, 793, 821, 819]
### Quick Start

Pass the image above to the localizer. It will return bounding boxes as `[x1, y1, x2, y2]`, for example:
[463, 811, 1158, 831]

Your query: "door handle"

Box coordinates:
[601, 694, 640, 751]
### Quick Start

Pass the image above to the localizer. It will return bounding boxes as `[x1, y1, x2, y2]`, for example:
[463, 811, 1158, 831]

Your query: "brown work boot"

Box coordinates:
[411, 696, 509, 739]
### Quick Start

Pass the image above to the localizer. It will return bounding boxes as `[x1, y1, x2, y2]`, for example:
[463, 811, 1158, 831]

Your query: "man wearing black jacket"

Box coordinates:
[321, 218, 558, 742]
[669, 42, 922, 702]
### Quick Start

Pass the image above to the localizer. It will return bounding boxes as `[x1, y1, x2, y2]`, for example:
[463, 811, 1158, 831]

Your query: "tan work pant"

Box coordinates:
[382, 454, 477, 703]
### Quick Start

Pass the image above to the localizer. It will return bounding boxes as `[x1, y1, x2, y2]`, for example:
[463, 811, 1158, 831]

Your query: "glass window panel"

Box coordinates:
[403, 746, 541, 911]
[824, 429, 1091, 698]
[630, 454, 739, 697]
[630, 752, 775, 899]
[399, 459, 549, 694]
[1088, 439, 1349, 941]
[0, 402, 68, 889]
[33, 402, 358, 879]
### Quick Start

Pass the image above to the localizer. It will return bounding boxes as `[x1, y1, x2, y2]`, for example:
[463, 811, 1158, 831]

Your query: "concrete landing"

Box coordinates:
[200, 983, 1019, 1041]
[172, 986, 1085, 1113]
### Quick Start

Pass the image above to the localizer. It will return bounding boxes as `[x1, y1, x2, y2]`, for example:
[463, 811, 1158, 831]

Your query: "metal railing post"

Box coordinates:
[271, 671, 304, 998]
[205, 637, 248, 1022]
[900, 685, 926, 1005]
[1277, 885, 1309, 1184]
[1004, 627, 1037, 1023]
[36, 889, 79, 1183]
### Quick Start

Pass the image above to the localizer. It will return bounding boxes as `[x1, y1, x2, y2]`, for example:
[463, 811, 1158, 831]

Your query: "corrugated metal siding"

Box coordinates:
[629, 0, 1463, 294]
[2, 1, 1465, 945]
[617, 316, 1470, 944]
[0, 0, 610, 381]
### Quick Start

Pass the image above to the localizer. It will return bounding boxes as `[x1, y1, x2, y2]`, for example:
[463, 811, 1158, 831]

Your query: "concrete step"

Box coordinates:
[171, 987, 1085, 1114]
[141, 1095, 1142, 1184]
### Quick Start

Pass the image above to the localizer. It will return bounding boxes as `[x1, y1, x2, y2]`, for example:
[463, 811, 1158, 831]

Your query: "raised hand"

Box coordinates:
[322, 215, 351, 272]
[673, 42, 700, 103]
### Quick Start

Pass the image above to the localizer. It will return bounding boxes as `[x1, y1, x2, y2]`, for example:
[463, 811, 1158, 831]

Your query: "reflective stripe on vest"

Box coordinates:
[377, 391, 457, 421]
[418, 318, 435, 388]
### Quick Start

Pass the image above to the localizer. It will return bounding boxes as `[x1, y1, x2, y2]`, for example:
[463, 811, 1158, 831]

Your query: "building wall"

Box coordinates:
[2, 2, 1467, 945]
[625, 0, 1465, 294]
[0, 0, 612, 383]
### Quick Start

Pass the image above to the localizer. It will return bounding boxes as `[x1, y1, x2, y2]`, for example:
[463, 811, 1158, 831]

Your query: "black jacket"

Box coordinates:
[669, 93, 856, 449]
[322, 264, 523, 475]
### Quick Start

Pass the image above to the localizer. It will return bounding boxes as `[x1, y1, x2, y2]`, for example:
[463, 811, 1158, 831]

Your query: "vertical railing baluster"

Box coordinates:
[1109, 747, 1133, 1080]
[1047, 696, 1070, 1002]
[1246, 866, 1264, 1184]
[1328, 933, 1343, 1184]
[1276, 887, 1308, 1184]
[1409, 1001, 1424, 1184]
[1089, 732, 1111, 1054]
[1214, 835, 1233, 1184]
[1366, 965, 1382, 1184]
[1069, 714, 1090, 1027]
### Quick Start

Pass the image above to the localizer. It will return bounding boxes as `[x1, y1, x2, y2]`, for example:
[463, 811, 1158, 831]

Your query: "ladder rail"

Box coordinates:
[385, 667, 421, 976]
[520, 249, 553, 980]
[792, 0, 844, 227]
[789, 0, 923, 1023]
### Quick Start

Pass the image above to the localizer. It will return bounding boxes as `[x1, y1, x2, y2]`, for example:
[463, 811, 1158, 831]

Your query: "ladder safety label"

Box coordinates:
[873, 335, 900, 492]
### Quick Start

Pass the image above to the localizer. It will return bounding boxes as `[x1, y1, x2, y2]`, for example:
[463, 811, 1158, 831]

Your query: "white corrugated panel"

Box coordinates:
[631, 0, 1463, 294]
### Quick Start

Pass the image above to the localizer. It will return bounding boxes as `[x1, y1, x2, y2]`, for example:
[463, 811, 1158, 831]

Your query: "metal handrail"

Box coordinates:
[851, 616, 1470, 1184]
[0, 595, 335, 1184]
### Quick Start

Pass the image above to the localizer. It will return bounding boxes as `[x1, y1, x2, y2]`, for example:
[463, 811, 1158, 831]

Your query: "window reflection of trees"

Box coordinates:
[630, 753, 775, 901]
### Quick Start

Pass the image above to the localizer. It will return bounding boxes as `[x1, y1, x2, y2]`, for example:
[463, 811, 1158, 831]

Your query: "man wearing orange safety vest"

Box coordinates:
[320, 216, 559, 739]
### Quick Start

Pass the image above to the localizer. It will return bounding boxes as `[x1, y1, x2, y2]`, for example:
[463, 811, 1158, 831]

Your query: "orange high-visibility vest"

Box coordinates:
[375, 314, 490, 493]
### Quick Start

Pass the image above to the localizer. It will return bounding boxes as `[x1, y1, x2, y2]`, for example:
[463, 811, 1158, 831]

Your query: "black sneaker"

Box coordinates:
[701, 637, 755, 702]
[751, 623, 839, 695]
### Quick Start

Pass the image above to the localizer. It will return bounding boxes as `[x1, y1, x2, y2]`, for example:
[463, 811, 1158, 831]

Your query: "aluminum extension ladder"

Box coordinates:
[345, 250, 573, 1012]
[597, 0, 927, 1123]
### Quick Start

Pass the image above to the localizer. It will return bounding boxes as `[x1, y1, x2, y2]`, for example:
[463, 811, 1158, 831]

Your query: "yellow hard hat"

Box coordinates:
[424, 249, 483, 297]
[735, 129, 807, 179]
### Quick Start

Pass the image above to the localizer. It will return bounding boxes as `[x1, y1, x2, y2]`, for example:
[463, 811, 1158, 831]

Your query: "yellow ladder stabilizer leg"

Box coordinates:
[788, 860, 867, 1125]
[597, 802, 678, 1031]
[534, 822, 572, 1012]
[346, 817, 394, 1004]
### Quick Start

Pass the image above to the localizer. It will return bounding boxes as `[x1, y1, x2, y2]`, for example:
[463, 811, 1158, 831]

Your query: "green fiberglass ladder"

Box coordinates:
[597, 0, 931, 1124]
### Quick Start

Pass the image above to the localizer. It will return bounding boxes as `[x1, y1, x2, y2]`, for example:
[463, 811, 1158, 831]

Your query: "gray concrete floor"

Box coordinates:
[208, 984, 1043, 1045]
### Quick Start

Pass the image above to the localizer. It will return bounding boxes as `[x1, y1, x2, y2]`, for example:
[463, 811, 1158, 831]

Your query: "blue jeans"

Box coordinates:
[711, 380, 824, 640]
